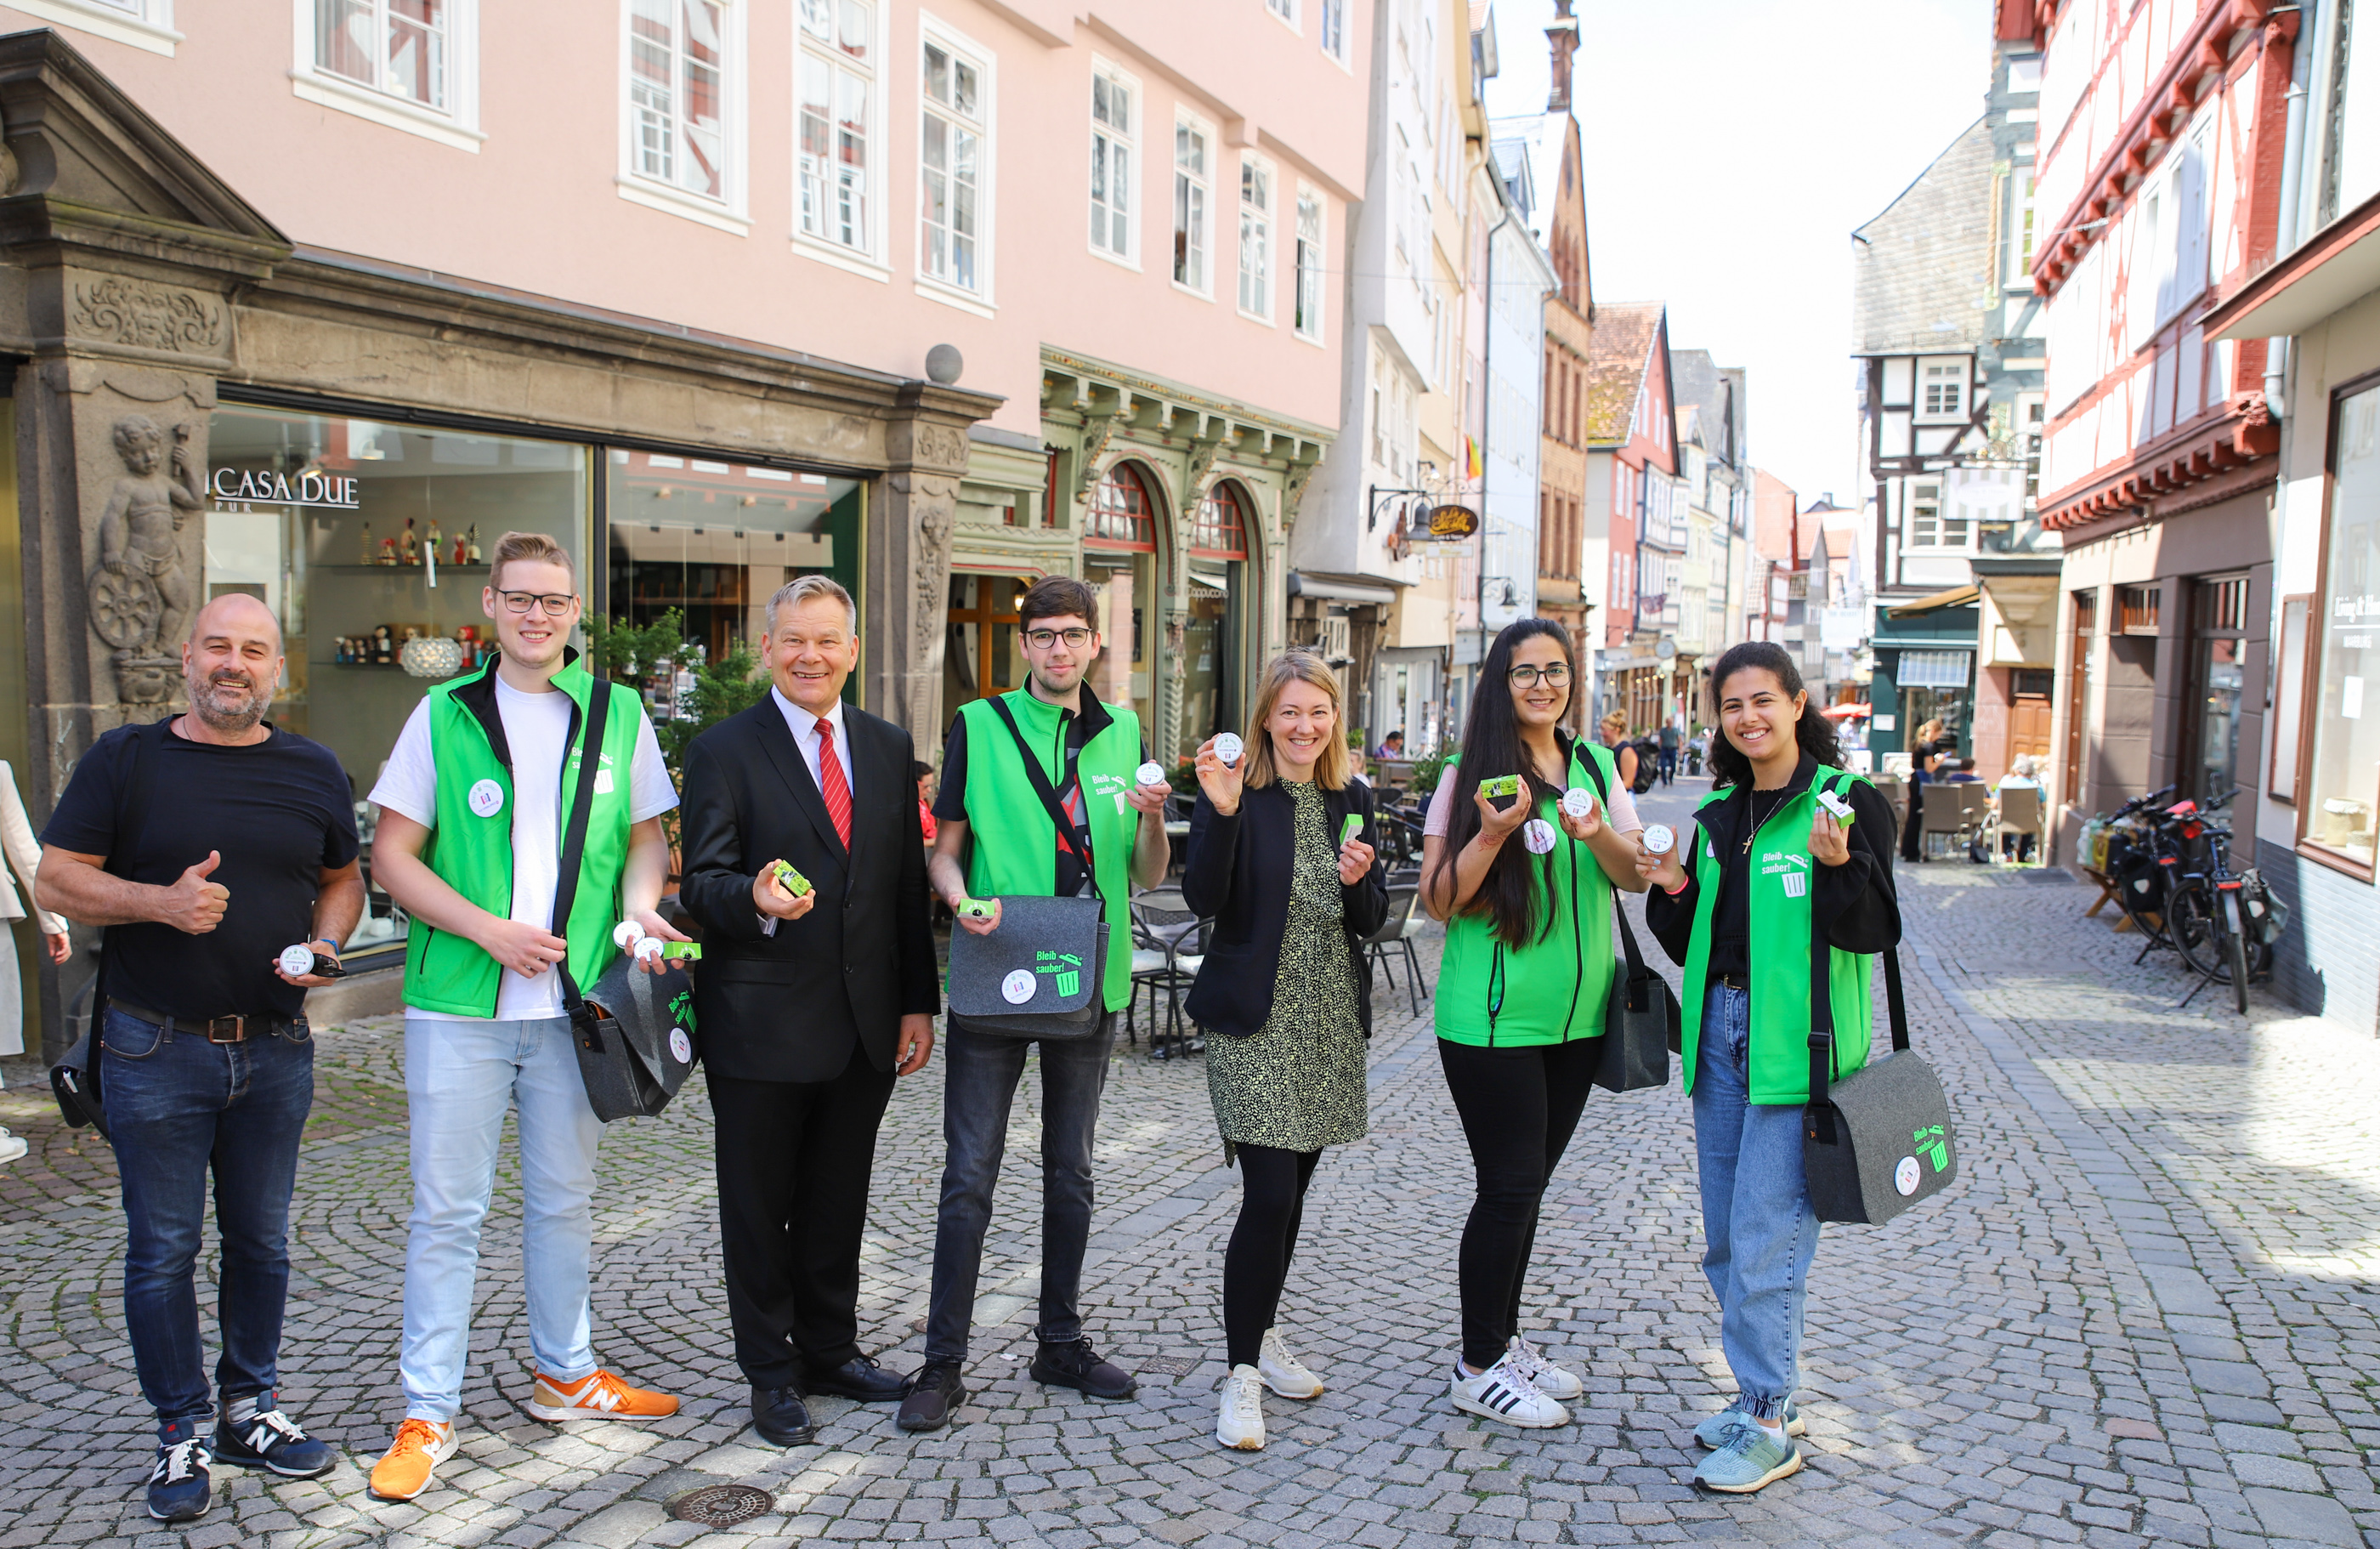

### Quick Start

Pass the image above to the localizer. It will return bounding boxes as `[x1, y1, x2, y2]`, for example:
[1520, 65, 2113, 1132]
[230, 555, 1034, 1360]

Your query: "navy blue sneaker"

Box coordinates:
[147, 1433, 212, 1523]
[213, 1395, 336, 1478]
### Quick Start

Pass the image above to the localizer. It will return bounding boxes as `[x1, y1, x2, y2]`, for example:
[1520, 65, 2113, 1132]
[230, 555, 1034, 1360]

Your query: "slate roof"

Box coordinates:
[1852, 117, 1995, 355]
[1488, 112, 1570, 247]
[1671, 349, 1748, 468]
[1584, 301, 1663, 446]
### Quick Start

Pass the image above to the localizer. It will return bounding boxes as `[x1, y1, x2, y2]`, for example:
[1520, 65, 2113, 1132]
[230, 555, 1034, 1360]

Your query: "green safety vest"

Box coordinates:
[1434, 739, 1621, 1047]
[1678, 766, 1873, 1103]
[402, 655, 645, 1018]
[957, 689, 1142, 1013]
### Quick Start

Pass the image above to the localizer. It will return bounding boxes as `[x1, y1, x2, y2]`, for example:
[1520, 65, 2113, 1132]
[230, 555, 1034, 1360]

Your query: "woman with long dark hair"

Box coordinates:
[1420, 618, 1646, 1428]
[1182, 652, 1386, 1452]
[1636, 642, 1901, 1494]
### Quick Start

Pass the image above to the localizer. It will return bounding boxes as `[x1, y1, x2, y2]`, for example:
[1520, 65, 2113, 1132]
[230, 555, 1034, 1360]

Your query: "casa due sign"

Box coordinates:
[1412, 502, 1480, 542]
[208, 468, 364, 510]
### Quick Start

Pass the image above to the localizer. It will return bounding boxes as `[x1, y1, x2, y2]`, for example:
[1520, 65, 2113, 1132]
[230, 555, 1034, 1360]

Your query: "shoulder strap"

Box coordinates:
[988, 694, 1101, 899]
[1806, 774, 1908, 1102]
[1573, 743, 1652, 981]
[94, 717, 173, 1011]
[549, 680, 612, 1012]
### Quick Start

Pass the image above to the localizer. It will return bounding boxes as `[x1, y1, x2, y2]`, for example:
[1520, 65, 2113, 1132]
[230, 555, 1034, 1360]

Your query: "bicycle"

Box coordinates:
[2162, 788, 2273, 1014]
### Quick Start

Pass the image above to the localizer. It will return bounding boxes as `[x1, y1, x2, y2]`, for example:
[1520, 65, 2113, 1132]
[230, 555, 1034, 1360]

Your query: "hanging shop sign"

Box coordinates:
[1412, 502, 1480, 541]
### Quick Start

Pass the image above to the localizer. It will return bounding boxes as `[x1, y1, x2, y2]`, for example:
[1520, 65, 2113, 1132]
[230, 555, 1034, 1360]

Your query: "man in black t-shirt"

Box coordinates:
[37, 595, 361, 1524]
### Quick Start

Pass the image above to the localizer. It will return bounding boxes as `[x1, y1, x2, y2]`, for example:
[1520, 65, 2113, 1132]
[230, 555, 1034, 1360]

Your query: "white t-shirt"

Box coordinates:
[371, 677, 677, 1021]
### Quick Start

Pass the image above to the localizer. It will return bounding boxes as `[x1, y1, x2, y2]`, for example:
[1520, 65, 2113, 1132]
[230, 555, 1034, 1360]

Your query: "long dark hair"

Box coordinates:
[1430, 618, 1575, 948]
[1704, 641, 1841, 789]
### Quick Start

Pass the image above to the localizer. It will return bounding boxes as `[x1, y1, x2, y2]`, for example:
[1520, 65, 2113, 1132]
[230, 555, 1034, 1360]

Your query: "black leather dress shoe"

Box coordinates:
[750, 1386, 816, 1447]
[802, 1353, 906, 1403]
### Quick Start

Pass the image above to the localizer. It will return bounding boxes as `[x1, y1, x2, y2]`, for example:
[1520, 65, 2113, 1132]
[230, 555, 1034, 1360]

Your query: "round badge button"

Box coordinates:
[1522, 818, 1558, 854]
[668, 1028, 694, 1065]
[468, 778, 505, 818]
[1894, 1155, 1923, 1196]
[1001, 968, 1038, 1005]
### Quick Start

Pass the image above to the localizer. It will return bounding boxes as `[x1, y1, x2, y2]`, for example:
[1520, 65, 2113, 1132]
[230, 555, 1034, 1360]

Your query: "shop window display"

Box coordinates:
[1182, 480, 1250, 764]
[2306, 384, 2380, 867]
[1085, 462, 1160, 732]
[204, 406, 589, 962]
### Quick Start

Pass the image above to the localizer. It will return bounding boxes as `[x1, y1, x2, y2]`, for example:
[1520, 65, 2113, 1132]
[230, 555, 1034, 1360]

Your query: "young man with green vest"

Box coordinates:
[363, 532, 688, 1501]
[898, 576, 1171, 1432]
[1639, 642, 1900, 1495]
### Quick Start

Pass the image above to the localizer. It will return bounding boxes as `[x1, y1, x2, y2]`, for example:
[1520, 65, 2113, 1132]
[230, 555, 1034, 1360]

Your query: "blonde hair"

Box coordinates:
[490, 531, 575, 592]
[1599, 710, 1629, 738]
[766, 574, 857, 634]
[1243, 650, 1352, 791]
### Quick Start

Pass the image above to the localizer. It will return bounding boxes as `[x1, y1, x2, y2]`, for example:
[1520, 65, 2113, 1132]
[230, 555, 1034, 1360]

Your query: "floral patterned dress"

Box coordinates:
[1206, 780, 1370, 1155]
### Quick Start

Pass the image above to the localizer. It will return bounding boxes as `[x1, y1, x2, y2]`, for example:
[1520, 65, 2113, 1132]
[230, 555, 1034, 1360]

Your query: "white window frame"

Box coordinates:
[915, 14, 995, 314]
[618, 0, 751, 235]
[1238, 152, 1274, 323]
[1088, 57, 1140, 268]
[1172, 112, 1214, 298]
[1916, 356, 1969, 423]
[1265, 0, 1299, 31]
[2003, 150, 2037, 290]
[1319, 0, 1350, 66]
[11, 0, 180, 57]
[292, 0, 484, 153]
[793, 0, 887, 277]
[1293, 184, 1325, 343]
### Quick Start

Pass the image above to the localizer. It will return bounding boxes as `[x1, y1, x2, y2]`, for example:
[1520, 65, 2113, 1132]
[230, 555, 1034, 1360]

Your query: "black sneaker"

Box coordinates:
[897, 1359, 968, 1433]
[1029, 1337, 1137, 1400]
[213, 1396, 336, 1478]
[147, 1435, 212, 1523]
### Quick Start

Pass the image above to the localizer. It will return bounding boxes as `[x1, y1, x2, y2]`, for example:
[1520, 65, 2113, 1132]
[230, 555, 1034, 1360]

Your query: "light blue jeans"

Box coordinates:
[1692, 983, 1820, 1421]
[400, 1014, 603, 1421]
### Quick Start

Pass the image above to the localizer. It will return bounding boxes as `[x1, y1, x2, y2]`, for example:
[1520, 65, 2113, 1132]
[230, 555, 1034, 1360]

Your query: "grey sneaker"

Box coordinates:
[1693, 1421, 1803, 1493]
[1693, 1397, 1804, 1449]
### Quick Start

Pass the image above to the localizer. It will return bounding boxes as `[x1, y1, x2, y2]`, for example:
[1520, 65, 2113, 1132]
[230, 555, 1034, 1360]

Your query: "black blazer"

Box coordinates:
[1180, 780, 1391, 1039]
[679, 697, 938, 1083]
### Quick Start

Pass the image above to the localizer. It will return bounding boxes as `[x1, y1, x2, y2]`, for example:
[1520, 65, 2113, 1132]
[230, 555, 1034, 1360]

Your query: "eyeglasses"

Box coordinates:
[1023, 627, 1094, 650]
[496, 590, 577, 616]
[1508, 663, 1571, 688]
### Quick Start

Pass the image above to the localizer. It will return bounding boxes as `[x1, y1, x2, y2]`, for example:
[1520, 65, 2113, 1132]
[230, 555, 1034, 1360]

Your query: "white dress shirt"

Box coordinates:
[760, 686, 850, 934]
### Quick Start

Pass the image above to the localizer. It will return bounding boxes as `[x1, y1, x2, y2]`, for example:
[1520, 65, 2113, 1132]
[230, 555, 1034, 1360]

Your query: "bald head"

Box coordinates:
[183, 593, 282, 737]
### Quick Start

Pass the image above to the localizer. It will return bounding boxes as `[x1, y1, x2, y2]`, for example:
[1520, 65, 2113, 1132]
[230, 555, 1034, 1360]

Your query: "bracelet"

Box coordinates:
[1663, 877, 1691, 896]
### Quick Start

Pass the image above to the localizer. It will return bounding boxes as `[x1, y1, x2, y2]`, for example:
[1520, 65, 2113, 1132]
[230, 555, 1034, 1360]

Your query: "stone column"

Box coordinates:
[873, 392, 981, 749]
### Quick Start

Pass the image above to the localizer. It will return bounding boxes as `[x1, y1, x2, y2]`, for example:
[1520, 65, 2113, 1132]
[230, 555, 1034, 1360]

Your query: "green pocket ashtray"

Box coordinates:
[1479, 774, 1522, 800]
[769, 860, 812, 898]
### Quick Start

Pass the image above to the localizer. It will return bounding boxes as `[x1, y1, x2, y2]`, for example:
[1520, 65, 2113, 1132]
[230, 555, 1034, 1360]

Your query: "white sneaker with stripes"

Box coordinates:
[1448, 1353, 1569, 1429]
[1505, 1335, 1584, 1402]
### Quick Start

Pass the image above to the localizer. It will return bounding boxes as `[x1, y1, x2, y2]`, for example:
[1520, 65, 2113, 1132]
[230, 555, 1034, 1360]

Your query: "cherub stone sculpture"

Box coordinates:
[88, 416, 204, 703]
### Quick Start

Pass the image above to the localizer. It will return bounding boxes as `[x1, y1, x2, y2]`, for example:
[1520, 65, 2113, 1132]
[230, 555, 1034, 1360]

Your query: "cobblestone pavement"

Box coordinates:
[3, 777, 2377, 1548]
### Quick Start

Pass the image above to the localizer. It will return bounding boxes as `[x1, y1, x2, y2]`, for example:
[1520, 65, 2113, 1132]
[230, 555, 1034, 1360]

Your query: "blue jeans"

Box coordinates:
[103, 1007, 314, 1436]
[400, 1015, 602, 1421]
[1692, 983, 1820, 1421]
[924, 1014, 1117, 1363]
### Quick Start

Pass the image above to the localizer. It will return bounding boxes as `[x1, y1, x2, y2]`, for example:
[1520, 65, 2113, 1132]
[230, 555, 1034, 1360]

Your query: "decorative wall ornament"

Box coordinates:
[1072, 412, 1122, 503]
[1281, 461, 1318, 527]
[904, 472, 958, 740]
[911, 422, 970, 472]
[71, 279, 226, 355]
[87, 416, 204, 704]
[1183, 434, 1226, 498]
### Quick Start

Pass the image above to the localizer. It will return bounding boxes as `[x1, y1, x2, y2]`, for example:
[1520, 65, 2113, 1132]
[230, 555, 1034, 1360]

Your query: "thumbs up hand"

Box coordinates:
[160, 850, 230, 934]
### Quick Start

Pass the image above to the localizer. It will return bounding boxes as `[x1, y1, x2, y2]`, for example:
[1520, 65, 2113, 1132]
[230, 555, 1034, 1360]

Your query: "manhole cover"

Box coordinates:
[666, 1484, 777, 1527]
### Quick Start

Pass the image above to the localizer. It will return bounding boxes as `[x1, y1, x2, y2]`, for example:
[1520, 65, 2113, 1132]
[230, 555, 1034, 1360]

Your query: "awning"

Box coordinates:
[1887, 585, 1980, 617]
[1288, 570, 1399, 605]
[1893, 649, 1973, 689]
[2204, 180, 2380, 341]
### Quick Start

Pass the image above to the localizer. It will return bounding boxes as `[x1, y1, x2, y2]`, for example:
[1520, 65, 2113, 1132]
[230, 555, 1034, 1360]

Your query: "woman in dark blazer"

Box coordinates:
[1182, 650, 1387, 1453]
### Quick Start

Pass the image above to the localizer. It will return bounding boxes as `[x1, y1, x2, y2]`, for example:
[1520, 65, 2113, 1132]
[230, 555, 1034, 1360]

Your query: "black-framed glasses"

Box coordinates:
[1508, 663, 1571, 688]
[496, 590, 578, 616]
[1023, 627, 1093, 650]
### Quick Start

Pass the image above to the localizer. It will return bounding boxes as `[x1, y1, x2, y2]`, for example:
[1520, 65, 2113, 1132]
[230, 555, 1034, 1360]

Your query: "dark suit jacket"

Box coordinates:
[1180, 780, 1390, 1039]
[680, 697, 938, 1083]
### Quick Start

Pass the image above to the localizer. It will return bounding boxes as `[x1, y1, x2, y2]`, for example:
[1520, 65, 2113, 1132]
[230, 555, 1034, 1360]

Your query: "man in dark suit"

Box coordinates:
[677, 575, 938, 1448]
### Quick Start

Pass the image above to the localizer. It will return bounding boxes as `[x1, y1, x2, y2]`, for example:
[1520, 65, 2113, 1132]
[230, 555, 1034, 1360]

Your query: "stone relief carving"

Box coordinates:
[1183, 434, 1225, 500]
[902, 472, 959, 740]
[71, 278, 226, 355]
[1281, 461, 1318, 528]
[88, 416, 203, 705]
[910, 422, 969, 473]
[1071, 412, 1122, 502]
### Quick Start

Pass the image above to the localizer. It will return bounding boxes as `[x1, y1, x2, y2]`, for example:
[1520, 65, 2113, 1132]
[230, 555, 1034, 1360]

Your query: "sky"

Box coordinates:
[1482, 0, 1996, 508]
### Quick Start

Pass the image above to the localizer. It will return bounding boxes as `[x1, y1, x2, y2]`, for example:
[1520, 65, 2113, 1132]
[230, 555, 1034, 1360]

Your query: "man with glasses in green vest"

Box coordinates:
[897, 576, 1172, 1432]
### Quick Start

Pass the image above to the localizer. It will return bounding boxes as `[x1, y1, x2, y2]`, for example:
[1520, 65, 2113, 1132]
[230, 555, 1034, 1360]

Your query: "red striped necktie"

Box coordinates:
[816, 718, 853, 849]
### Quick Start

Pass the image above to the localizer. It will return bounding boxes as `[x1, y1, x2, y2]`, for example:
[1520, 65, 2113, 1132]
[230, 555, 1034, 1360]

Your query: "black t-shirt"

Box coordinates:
[44, 720, 360, 1020]
[936, 696, 1152, 899]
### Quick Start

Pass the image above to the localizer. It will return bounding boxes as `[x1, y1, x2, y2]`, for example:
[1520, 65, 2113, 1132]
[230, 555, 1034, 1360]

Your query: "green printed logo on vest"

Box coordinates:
[1036, 948, 1084, 998]
[1760, 850, 1812, 899]
[1912, 1123, 1950, 1172]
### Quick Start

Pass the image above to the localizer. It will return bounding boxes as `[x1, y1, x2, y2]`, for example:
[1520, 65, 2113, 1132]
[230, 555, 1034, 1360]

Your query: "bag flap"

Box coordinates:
[580, 954, 699, 1081]
[947, 894, 1105, 1018]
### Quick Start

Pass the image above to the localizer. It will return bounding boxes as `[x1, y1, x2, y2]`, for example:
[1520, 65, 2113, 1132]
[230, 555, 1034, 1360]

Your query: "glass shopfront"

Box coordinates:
[1181, 480, 1250, 764]
[207, 400, 864, 965]
[1085, 462, 1159, 731]
[2307, 383, 2380, 868]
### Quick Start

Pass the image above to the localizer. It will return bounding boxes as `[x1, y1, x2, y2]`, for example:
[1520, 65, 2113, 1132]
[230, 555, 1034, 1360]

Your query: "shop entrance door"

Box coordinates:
[2008, 667, 2054, 765]
[2183, 575, 2250, 806]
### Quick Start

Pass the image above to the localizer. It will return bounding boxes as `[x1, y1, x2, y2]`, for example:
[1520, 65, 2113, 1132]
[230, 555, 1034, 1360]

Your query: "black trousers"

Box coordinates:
[1437, 1037, 1599, 1370]
[708, 1048, 896, 1389]
[1221, 1144, 1323, 1370]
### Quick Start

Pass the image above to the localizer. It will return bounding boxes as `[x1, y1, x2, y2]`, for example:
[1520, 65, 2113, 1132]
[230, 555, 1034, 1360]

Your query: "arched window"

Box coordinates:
[1191, 480, 1250, 559]
[1087, 462, 1158, 549]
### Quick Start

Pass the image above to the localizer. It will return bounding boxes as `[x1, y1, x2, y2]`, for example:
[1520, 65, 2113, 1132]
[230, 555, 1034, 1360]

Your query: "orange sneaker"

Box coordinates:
[367, 1418, 456, 1501]
[525, 1368, 680, 1421]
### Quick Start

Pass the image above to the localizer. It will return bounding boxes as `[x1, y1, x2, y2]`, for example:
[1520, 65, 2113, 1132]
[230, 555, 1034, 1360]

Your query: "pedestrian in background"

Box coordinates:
[1637, 641, 1901, 1495]
[1182, 651, 1386, 1452]
[364, 532, 686, 1501]
[1598, 711, 1639, 792]
[36, 595, 360, 1522]
[1422, 619, 1647, 1430]
[1658, 722, 1680, 786]
[1897, 718, 1945, 864]
[1, 757, 71, 1164]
